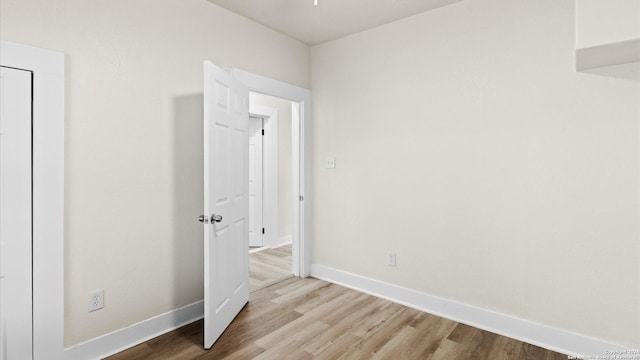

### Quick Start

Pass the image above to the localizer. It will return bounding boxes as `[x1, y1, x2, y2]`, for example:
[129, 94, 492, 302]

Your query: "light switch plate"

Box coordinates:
[388, 252, 396, 267]
[326, 156, 336, 169]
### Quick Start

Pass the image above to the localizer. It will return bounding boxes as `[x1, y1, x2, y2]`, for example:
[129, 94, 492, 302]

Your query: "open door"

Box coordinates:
[202, 61, 250, 349]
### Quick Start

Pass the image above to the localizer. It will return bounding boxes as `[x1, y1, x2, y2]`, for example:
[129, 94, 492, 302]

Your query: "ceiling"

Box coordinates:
[207, 0, 463, 45]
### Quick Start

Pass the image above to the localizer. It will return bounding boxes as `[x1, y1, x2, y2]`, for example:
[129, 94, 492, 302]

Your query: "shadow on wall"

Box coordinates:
[172, 94, 205, 307]
[582, 62, 640, 82]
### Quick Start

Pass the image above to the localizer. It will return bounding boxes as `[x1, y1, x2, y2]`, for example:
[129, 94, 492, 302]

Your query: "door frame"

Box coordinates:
[0, 41, 65, 360]
[232, 69, 311, 277]
[249, 105, 279, 250]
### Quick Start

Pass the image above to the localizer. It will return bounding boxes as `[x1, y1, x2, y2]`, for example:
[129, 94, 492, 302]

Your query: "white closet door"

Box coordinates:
[0, 66, 33, 360]
[248, 116, 263, 247]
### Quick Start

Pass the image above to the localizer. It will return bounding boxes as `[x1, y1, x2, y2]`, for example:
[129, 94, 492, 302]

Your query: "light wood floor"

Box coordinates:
[250, 244, 293, 292]
[107, 276, 566, 360]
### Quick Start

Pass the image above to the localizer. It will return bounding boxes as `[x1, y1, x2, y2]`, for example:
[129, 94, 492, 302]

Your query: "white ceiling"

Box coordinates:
[207, 0, 463, 45]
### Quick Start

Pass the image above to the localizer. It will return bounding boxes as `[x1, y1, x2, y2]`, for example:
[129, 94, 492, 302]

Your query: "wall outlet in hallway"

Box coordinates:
[387, 252, 396, 267]
[88, 289, 104, 312]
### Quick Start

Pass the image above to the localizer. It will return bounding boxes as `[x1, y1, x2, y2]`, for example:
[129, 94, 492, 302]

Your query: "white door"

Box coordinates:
[0, 67, 33, 360]
[248, 117, 263, 247]
[202, 61, 250, 349]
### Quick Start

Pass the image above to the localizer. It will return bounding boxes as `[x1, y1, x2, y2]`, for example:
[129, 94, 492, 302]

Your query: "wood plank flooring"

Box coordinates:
[249, 245, 293, 292]
[107, 276, 567, 360]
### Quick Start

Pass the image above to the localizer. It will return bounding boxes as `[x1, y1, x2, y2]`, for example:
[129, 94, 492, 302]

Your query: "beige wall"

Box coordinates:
[0, 0, 309, 346]
[251, 93, 293, 241]
[311, 0, 640, 348]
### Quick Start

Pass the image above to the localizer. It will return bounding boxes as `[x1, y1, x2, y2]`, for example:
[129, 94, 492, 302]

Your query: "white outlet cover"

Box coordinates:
[88, 289, 104, 312]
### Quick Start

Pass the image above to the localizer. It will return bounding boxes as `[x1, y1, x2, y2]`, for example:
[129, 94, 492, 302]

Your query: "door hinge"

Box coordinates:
[299, 195, 304, 201]
[262, 228, 265, 234]
[262, 129, 265, 136]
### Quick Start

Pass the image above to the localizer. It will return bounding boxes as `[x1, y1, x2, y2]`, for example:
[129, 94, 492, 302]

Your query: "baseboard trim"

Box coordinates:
[274, 235, 292, 248]
[310, 264, 626, 358]
[64, 301, 204, 360]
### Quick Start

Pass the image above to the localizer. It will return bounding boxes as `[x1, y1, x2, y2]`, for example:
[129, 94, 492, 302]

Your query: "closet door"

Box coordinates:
[0, 66, 33, 360]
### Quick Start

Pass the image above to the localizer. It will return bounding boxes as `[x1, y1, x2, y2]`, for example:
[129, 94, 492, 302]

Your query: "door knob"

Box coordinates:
[211, 214, 223, 223]
[198, 215, 209, 224]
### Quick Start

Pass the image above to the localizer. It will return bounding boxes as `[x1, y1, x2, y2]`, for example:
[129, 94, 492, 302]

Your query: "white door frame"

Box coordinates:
[233, 69, 311, 277]
[249, 105, 279, 250]
[0, 41, 65, 360]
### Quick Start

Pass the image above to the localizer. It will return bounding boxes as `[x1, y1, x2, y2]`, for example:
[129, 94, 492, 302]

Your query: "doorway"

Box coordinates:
[231, 68, 311, 278]
[248, 92, 295, 291]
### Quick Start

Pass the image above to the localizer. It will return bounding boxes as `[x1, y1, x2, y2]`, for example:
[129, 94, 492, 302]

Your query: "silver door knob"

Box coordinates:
[198, 215, 209, 224]
[211, 214, 223, 223]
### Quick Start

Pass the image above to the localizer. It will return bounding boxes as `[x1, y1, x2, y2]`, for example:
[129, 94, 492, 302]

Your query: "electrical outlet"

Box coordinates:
[88, 289, 104, 312]
[388, 252, 396, 267]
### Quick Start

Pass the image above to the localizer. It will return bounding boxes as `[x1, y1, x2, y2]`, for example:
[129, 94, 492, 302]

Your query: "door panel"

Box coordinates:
[0, 66, 33, 360]
[203, 61, 249, 349]
[248, 117, 263, 247]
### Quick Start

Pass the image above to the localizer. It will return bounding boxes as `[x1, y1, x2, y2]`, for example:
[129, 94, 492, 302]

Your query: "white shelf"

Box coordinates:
[576, 39, 640, 72]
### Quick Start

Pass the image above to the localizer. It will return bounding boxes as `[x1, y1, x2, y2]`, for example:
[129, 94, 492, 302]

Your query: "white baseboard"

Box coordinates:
[310, 264, 627, 358]
[64, 301, 203, 360]
[273, 235, 292, 248]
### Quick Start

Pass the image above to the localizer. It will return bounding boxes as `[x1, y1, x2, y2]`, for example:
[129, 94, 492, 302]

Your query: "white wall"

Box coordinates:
[311, 0, 640, 349]
[0, 0, 309, 346]
[576, 0, 640, 49]
[251, 93, 293, 242]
